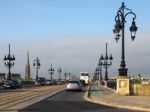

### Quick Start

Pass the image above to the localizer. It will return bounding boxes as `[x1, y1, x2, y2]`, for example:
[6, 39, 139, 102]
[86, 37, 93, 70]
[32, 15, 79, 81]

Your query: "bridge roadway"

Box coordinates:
[19, 86, 138, 112]
[0, 84, 65, 111]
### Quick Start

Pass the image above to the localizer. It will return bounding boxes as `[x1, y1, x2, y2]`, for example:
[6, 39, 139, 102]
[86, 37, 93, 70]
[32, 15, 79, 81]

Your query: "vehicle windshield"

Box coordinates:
[47, 80, 53, 82]
[38, 78, 45, 82]
[68, 81, 79, 84]
[80, 73, 89, 76]
[4, 80, 12, 85]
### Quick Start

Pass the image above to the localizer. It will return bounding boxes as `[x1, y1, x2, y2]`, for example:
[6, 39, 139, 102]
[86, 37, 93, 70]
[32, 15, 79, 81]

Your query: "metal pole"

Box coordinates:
[105, 43, 108, 80]
[8, 44, 11, 80]
[36, 57, 38, 81]
[121, 3, 125, 68]
[98, 67, 102, 83]
[51, 73, 52, 80]
[100, 68, 102, 82]
[119, 3, 128, 76]
[59, 72, 61, 81]
[51, 64, 53, 80]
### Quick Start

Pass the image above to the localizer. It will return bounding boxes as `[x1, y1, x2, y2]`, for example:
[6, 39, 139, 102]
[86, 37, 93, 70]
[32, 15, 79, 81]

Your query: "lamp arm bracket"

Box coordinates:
[125, 12, 136, 20]
[124, 7, 132, 12]
[115, 12, 122, 21]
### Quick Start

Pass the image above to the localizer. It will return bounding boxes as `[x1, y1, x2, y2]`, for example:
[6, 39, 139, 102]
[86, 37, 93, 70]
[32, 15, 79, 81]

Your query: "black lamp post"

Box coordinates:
[49, 64, 54, 80]
[98, 58, 103, 82]
[33, 57, 40, 81]
[57, 67, 62, 81]
[4, 44, 15, 80]
[100, 43, 113, 80]
[113, 2, 137, 76]
[68, 72, 71, 80]
[64, 70, 67, 81]
[95, 66, 102, 82]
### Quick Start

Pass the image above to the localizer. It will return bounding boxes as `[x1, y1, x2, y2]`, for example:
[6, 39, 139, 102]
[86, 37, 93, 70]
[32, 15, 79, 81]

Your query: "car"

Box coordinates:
[36, 77, 46, 86]
[3, 79, 22, 89]
[56, 80, 64, 85]
[51, 79, 57, 85]
[46, 80, 53, 85]
[66, 80, 82, 91]
[79, 79, 86, 86]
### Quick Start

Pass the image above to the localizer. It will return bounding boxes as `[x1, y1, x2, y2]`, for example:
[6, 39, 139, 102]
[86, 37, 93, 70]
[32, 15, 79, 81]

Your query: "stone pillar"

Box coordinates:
[116, 76, 130, 95]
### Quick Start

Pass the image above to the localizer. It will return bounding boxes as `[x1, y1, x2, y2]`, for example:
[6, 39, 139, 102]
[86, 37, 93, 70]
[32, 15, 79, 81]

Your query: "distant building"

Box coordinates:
[25, 51, 31, 79]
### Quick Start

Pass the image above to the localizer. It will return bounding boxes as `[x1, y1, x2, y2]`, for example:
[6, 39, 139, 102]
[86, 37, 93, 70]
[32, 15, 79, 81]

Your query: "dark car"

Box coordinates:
[36, 77, 46, 86]
[46, 80, 53, 85]
[51, 79, 57, 85]
[3, 79, 22, 89]
[79, 80, 86, 86]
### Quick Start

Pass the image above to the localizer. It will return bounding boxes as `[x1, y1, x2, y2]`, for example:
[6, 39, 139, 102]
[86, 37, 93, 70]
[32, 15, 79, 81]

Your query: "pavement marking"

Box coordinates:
[90, 85, 102, 96]
[90, 91, 101, 96]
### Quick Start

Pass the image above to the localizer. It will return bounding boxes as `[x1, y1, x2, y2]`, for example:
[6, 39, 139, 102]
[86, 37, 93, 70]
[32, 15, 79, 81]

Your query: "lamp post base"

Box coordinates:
[6, 74, 11, 80]
[116, 76, 130, 95]
[118, 68, 128, 76]
[36, 75, 38, 82]
[105, 74, 109, 81]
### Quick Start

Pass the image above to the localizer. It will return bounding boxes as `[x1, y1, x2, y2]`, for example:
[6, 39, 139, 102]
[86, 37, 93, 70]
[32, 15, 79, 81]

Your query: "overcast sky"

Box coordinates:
[0, 0, 150, 79]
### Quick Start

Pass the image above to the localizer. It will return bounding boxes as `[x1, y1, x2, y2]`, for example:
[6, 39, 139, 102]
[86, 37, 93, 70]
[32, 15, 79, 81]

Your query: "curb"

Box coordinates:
[84, 86, 150, 112]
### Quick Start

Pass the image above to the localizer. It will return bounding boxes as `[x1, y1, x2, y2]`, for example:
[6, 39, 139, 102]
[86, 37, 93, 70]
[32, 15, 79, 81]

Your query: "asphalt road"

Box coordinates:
[19, 88, 138, 112]
[0, 86, 3, 90]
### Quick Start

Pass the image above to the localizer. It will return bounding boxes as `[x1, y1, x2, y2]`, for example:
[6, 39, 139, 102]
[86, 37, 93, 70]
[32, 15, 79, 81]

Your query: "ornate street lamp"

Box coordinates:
[68, 72, 71, 80]
[113, 2, 137, 76]
[4, 44, 15, 80]
[100, 43, 113, 80]
[49, 64, 54, 80]
[57, 67, 62, 81]
[33, 57, 40, 81]
[98, 58, 103, 82]
[64, 70, 67, 81]
[94, 66, 102, 83]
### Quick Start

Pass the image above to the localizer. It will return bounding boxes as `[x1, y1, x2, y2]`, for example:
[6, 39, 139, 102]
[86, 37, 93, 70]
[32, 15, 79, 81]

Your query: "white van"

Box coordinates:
[80, 72, 90, 84]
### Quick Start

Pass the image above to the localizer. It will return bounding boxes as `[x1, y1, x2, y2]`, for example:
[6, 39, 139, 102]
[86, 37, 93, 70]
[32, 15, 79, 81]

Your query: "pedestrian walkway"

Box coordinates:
[85, 84, 150, 112]
[90, 84, 101, 96]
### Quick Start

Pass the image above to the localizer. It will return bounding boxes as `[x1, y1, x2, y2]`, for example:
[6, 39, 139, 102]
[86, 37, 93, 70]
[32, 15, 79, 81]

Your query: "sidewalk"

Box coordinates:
[84, 84, 150, 112]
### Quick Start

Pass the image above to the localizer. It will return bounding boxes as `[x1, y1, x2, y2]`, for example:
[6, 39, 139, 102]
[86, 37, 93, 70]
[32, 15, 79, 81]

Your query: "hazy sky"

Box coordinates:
[0, 0, 150, 79]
